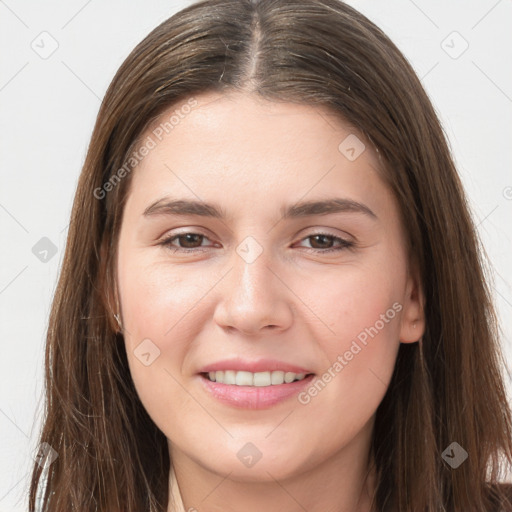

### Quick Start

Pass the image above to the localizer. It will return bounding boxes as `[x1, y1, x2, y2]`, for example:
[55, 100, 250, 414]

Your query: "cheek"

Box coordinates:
[116, 257, 199, 407]
[295, 262, 403, 409]
[300, 261, 403, 349]
[119, 257, 202, 346]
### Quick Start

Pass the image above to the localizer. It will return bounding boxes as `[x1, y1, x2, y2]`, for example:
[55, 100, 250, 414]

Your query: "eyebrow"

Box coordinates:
[143, 197, 377, 220]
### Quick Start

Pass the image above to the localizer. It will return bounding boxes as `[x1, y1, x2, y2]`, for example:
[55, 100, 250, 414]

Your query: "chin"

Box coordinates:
[180, 434, 317, 483]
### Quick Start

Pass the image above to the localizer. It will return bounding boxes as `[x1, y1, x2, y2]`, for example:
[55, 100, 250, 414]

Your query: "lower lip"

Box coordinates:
[198, 374, 315, 409]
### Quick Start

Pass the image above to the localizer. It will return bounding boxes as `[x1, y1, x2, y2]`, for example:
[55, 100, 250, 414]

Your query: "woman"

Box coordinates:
[29, 0, 512, 510]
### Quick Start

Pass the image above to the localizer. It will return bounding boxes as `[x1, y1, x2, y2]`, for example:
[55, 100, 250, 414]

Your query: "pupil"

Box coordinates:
[313, 234, 331, 248]
[182, 234, 201, 247]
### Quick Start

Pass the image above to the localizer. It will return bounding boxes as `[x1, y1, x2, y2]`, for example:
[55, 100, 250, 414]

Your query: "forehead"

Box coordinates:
[146, 91, 375, 157]
[127, 91, 390, 220]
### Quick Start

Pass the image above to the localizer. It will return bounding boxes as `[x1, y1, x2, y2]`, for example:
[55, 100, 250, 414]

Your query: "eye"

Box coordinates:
[295, 232, 355, 253]
[159, 232, 213, 253]
[158, 231, 355, 254]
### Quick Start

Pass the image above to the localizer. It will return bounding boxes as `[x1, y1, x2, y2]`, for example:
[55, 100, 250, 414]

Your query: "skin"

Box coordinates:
[115, 91, 425, 512]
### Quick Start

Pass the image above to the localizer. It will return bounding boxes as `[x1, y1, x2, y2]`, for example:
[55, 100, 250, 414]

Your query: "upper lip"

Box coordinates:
[198, 358, 314, 374]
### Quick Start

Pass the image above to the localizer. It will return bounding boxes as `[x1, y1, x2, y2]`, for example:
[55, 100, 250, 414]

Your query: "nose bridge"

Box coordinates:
[231, 235, 277, 306]
[213, 235, 293, 334]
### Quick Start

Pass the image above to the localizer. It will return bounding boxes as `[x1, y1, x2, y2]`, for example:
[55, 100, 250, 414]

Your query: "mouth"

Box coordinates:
[200, 370, 314, 387]
[198, 370, 316, 409]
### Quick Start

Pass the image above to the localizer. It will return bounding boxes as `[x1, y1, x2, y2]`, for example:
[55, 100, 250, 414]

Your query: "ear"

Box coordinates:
[399, 261, 425, 344]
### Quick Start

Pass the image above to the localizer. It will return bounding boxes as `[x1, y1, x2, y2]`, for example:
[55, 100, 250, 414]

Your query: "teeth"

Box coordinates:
[284, 372, 296, 383]
[236, 371, 253, 386]
[206, 370, 307, 386]
[271, 371, 284, 385]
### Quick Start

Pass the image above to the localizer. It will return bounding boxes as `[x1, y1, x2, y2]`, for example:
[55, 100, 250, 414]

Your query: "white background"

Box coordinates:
[1, 1, 511, 510]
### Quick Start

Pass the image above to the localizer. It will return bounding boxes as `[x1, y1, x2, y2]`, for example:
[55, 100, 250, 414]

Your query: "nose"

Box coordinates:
[213, 248, 294, 336]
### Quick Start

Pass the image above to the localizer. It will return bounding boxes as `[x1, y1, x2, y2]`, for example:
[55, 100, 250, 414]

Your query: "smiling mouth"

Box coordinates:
[200, 370, 315, 387]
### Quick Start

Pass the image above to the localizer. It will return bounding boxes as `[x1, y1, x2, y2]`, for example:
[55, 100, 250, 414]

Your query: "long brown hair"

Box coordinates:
[29, 0, 512, 510]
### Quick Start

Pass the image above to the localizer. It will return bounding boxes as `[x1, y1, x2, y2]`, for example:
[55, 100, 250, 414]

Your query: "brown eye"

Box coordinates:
[308, 234, 335, 249]
[159, 232, 212, 253]
[297, 233, 354, 253]
[159, 231, 354, 255]
[174, 233, 205, 248]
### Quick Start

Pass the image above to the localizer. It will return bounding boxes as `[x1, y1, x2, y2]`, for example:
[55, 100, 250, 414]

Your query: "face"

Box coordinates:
[116, 91, 423, 483]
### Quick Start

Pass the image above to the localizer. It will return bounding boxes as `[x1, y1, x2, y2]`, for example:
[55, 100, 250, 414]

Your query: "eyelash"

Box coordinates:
[158, 231, 355, 254]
